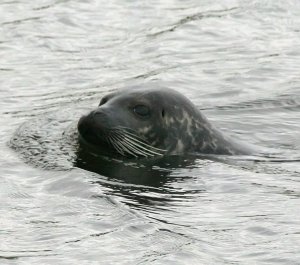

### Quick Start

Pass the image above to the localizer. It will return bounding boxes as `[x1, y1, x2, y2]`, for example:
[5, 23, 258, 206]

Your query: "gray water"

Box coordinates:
[1, 0, 300, 264]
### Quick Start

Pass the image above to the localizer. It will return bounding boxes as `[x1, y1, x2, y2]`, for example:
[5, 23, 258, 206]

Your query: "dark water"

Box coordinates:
[1, 0, 300, 264]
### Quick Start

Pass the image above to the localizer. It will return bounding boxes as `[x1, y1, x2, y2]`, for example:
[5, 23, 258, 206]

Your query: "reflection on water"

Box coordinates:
[74, 140, 262, 187]
[76, 147, 179, 186]
[75, 143, 204, 208]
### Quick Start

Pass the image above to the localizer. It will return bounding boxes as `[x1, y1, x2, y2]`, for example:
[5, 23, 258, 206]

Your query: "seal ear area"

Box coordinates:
[99, 96, 109, 106]
[98, 92, 116, 106]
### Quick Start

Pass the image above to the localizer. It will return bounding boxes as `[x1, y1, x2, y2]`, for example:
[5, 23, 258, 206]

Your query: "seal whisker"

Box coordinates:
[124, 137, 165, 156]
[122, 142, 150, 157]
[112, 129, 165, 156]
[114, 127, 166, 153]
[109, 134, 134, 157]
[119, 137, 155, 157]
[122, 136, 162, 156]
[110, 131, 157, 157]
[107, 135, 125, 156]
[115, 140, 139, 158]
[110, 132, 140, 157]
[115, 128, 157, 145]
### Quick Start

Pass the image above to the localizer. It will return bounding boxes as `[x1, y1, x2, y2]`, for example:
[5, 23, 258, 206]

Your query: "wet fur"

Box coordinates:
[78, 85, 252, 158]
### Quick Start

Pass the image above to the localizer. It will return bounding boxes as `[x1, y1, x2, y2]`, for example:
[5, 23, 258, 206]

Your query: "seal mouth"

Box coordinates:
[78, 116, 165, 158]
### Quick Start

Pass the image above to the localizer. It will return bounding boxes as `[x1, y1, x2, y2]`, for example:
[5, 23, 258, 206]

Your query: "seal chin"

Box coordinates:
[77, 115, 89, 137]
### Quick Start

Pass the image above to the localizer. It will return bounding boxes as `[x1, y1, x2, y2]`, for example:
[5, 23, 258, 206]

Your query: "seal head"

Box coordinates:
[78, 86, 251, 157]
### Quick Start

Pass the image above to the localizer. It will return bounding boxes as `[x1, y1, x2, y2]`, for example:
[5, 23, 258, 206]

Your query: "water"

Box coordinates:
[1, 0, 300, 264]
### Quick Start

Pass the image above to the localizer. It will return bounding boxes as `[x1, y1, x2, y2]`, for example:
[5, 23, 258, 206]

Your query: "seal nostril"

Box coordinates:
[93, 109, 106, 117]
[90, 109, 111, 129]
[162, 109, 165, 118]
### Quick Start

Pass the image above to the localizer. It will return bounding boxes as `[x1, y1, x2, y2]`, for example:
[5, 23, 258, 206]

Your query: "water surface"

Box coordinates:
[1, 0, 300, 264]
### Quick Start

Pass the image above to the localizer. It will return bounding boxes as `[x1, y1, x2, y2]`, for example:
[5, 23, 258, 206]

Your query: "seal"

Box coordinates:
[77, 85, 252, 158]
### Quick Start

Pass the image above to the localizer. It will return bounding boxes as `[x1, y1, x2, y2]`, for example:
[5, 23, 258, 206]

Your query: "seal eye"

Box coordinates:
[133, 105, 150, 118]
